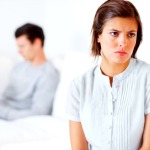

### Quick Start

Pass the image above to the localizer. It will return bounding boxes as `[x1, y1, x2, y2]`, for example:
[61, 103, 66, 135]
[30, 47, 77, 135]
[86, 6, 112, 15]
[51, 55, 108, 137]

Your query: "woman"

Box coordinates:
[66, 0, 150, 150]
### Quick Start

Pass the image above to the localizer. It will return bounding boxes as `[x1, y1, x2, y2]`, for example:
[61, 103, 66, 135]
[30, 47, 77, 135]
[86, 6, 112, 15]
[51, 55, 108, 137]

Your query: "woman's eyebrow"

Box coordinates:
[128, 30, 137, 32]
[109, 29, 137, 33]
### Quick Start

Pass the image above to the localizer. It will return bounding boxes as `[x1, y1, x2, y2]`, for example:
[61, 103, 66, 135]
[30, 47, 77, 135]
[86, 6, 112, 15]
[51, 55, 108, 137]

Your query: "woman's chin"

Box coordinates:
[112, 57, 131, 64]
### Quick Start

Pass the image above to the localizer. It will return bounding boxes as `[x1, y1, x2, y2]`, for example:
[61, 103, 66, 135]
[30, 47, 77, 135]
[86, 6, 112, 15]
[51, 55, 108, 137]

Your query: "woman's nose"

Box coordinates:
[119, 35, 127, 47]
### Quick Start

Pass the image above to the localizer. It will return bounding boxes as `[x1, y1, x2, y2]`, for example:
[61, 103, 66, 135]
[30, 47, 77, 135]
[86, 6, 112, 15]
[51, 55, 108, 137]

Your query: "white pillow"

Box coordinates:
[52, 51, 99, 119]
[48, 54, 64, 74]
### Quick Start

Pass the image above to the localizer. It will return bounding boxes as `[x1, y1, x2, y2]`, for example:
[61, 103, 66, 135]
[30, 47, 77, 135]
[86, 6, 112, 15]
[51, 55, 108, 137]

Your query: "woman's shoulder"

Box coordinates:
[135, 59, 150, 70]
[72, 65, 98, 86]
[133, 59, 150, 78]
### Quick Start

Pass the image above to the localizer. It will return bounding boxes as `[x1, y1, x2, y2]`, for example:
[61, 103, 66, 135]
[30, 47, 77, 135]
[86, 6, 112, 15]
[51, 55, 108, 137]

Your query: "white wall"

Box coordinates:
[132, 1, 150, 62]
[43, 0, 74, 57]
[0, 0, 46, 59]
[0, 0, 150, 62]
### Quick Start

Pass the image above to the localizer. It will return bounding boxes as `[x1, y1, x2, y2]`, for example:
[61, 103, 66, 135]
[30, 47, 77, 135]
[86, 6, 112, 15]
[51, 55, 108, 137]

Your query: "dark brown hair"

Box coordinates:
[91, 0, 142, 58]
[15, 23, 45, 47]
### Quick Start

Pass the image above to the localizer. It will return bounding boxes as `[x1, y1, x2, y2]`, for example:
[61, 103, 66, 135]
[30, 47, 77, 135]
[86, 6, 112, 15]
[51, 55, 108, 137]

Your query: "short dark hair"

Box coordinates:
[15, 23, 45, 46]
[91, 0, 142, 58]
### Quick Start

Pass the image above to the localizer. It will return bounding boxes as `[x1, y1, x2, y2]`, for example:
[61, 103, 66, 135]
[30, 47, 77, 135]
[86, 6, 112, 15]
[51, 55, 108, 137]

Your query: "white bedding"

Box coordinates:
[0, 116, 71, 150]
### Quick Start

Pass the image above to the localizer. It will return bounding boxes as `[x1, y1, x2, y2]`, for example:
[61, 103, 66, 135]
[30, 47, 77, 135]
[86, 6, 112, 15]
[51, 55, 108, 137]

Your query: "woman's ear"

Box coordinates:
[97, 35, 101, 43]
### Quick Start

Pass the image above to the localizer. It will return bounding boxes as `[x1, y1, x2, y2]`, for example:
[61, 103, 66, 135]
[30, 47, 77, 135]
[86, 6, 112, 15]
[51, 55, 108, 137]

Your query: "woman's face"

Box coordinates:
[97, 17, 138, 64]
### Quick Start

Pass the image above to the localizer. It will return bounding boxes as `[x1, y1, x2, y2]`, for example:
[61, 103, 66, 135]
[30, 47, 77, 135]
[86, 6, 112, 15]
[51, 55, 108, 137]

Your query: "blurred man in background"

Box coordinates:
[0, 23, 59, 120]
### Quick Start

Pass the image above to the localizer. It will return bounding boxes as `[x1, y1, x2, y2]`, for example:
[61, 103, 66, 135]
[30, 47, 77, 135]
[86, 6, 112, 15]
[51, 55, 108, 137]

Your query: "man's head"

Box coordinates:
[15, 23, 45, 61]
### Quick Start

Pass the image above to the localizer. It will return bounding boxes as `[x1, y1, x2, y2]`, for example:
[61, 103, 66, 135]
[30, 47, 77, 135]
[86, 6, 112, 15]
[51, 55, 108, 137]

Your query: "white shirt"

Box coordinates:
[66, 58, 150, 150]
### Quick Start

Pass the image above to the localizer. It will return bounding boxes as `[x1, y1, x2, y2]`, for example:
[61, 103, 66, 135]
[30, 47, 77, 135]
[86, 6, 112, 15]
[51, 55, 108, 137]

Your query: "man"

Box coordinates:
[0, 23, 59, 120]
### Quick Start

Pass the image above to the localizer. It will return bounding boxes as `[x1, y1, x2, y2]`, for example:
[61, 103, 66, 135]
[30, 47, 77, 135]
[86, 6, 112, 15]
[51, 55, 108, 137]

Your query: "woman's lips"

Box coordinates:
[115, 51, 127, 56]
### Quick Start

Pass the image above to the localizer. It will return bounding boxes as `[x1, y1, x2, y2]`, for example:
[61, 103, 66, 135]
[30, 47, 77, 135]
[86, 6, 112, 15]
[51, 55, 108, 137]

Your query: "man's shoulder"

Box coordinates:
[12, 61, 28, 71]
[41, 60, 58, 74]
[38, 61, 59, 80]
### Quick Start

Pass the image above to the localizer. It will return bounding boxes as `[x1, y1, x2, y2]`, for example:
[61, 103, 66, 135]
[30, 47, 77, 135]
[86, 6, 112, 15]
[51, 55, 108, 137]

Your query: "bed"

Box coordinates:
[0, 52, 97, 150]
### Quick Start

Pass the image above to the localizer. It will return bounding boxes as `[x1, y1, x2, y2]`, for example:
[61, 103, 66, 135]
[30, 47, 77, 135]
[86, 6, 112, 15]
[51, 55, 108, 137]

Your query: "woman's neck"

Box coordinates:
[100, 59, 130, 86]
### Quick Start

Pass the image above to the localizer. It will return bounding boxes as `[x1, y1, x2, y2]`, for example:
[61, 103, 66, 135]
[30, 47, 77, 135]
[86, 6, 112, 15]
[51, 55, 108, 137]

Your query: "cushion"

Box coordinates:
[52, 51, 99, 119]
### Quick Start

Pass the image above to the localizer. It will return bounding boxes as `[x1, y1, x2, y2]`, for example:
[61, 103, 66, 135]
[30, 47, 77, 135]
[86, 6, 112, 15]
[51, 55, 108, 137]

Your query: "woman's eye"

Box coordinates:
[128, 33, 136, 37]
[110, 32, 118, 37]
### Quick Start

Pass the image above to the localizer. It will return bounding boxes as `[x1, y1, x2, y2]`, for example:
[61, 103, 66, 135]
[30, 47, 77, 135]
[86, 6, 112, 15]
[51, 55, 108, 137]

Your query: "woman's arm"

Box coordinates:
[69, 120, 88, 150]
[140, 114, 150, 150]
